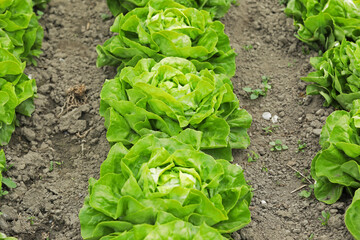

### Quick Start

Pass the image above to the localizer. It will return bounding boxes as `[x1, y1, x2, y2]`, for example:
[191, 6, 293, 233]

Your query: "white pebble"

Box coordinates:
[271, 115, 279, 123]
[262, 112, 272, 120]
[261, 200, 267, 205]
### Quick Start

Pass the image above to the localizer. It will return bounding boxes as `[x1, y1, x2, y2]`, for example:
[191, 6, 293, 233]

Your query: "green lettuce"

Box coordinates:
[285, 0, 360, 50]
[106, 0, 236, 19]
[0, 231, 17, 240]
[311, 99, 360, 204]
[79, 134, 252, 239]
[99, 57, 251, 160]
[0, 149, 5, 193]
[32, 0, 50, 10]
[0, 0, 44, 65]
[345, 188, 360, 240]
[302, 39, 360, 110]
[0, 48, 37, 145]
[97, 0, 236, 77]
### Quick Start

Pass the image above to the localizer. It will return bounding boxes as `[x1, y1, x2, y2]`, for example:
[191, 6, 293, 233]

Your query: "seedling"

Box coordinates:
[296, 140, 307, 153]
[299, 190, 311, 198]
[247, 151, 259, 162]
[27, 216, 36, 226]
[318, 211, 330, 226]
[243, 44, 253, 51]
[262, 125, 279, 135]
[49, 161, 63, 172]
[261, 166, 268, 172]
[243, 76, 272, 100]
[309, 233, 315, 240]
[269, 139, 288, 151]
[0, 190, 8, 197]
[101, 13, 111, 21]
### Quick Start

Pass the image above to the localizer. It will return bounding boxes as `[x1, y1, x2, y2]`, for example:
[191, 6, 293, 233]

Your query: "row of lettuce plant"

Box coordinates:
[285, 0, 360, 238]
[79, 0, 253, 239]
[0, 0, 48, 239]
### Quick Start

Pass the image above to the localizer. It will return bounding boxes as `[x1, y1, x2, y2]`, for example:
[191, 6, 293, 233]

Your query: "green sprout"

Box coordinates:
[243, 44, 253, 51]
[247, 151, 259, 163]
[318, 211, 330, 226]
[243, 76, 272, 100]
[299, 190, 311, 198]
[269, 139, 288, 151]
[296, 140, 307, 153]
[27, 216, 36, 226]
[262, 125, 279, 135]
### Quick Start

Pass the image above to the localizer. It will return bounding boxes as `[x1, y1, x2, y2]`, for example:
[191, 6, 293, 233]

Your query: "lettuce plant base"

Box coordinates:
[0, 0, 354, 239]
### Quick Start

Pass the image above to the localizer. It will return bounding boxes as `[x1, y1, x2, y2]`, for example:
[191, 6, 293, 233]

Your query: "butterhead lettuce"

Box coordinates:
[106, 0, 236, 19]
[97, 0, 236, 77]
[79, 135, 252, 239]
[285, 0, 360, 50]
[302, 39, 360, 110]
[99, 57, 251, 160]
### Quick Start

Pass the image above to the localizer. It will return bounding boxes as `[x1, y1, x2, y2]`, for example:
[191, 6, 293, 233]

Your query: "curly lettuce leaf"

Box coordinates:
[345, 188, 360, 240]
[79, 135, 252, 239]
[0, 48, 36, 145]
[106, 0, 236, 19]
[311, 100, 360, 204]
[0, 0, 44, 65]
[302, 39, 360, 110]
[97, 0, 236, 77]
[285, 0, 360, 51]
[99, 58, 251, 159]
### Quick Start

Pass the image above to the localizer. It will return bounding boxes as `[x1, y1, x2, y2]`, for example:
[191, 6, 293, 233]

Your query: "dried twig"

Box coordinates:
[290, 184, 307, 194]
[286, 164, 313, 184]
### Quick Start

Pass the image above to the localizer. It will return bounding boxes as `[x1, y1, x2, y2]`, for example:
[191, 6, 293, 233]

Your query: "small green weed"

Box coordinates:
[101, 13, 112, 21]
[49, 161, 63, 172]
[269, 139, 288, 151]
[243, 76, 271, 100]
[27, 216, 36, 226]
[318, 211, 330, 226]
[296, 140, 307, 153]
[243, 44, 253, 51]
[247, 151, 259, 163]
[299, 190, 311, 198]
[262, 125, 279, 135]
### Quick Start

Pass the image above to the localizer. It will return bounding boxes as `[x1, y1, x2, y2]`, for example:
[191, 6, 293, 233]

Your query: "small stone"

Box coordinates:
[1, 206, 18, 221]
[262, 112, 272, 120]
[315, 109, 325, 116]
[261, 200, 267, 205]
[271, 115, 279, 123]
[0, 216, 9, 230]
[23, 128, 36, 142]
[313, 129, 322, 136]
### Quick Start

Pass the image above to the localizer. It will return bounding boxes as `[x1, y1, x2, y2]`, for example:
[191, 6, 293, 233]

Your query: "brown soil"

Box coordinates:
[0, 0, 355, 239]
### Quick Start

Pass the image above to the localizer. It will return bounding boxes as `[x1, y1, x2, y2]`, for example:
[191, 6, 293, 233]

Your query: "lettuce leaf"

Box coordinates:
[97, 0, 236, 77]
[0, 48, 37, 145]
[79, 134, 252, 239]
[311, 100, 360, 204]
[106, 0, 236, 19]
[0, 0, 44, 65]
[302, 39, 360, 110]
[345, 188, 360, 240]
[0, 149, 5, 193]
[99, 57, 251, 160]
[285, 0, 360, 50]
